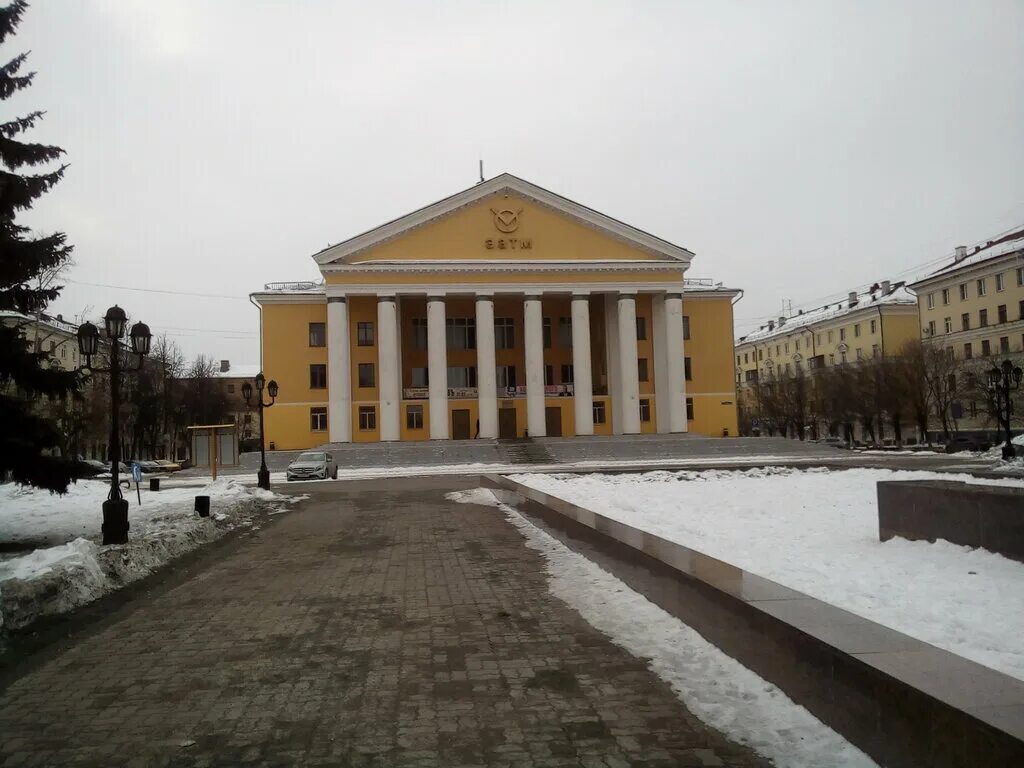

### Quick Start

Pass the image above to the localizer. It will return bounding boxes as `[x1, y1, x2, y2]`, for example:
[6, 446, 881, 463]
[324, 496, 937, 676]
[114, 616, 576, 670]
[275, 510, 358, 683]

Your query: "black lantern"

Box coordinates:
[241, 371, 278, 490]
[988, 359, 1023, 460]
[129, 321, 152, 355]
[104, 305, 128, 339]
[76, 321, 99, 357]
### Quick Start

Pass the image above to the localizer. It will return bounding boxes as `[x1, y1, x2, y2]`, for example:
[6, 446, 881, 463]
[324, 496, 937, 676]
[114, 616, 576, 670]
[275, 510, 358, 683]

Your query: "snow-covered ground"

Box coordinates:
[0, 478, 303, 631]
[448, 487, 876, 768]
[511, 467, 1024, 682]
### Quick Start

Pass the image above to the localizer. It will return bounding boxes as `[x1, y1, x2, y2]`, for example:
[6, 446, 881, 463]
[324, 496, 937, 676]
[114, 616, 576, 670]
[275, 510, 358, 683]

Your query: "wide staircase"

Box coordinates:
[499, 438, 556, 465]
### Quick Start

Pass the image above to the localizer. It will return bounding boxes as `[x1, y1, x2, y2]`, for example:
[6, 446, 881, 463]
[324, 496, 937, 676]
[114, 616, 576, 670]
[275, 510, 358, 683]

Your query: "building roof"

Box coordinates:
[736, 282, 916, 345]
[312, 172, 695, 266]
[921, 226, 1024, 280]
[212, 364, 261, 380]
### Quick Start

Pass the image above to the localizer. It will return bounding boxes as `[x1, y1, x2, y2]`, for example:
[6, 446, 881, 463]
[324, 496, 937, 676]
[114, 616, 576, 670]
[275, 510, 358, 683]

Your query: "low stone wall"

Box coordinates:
[487, 474, 1024, 768]
[878, 480, 1024, 560]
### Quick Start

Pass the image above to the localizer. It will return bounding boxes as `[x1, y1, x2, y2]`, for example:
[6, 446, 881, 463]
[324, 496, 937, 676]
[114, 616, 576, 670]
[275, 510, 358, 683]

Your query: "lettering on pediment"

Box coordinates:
[485, 238, 532, 251]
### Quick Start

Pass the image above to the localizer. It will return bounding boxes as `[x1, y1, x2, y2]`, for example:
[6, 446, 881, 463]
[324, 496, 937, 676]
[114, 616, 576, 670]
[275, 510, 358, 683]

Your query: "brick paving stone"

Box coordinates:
[0, 476, 770, 767]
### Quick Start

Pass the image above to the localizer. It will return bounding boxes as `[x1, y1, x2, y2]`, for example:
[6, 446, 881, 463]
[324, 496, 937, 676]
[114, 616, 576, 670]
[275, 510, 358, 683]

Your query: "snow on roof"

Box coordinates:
[737, 282, 916, 344]
[212, 364, 261, 379]
[255, 280, 325, 295]
[926, 227, 1024, 278]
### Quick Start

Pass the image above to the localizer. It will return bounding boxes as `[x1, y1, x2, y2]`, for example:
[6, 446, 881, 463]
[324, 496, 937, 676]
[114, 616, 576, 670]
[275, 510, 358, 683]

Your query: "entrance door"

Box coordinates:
[545, 407, 563, 437]
[498, 407, 517, 439]
[452, 409, 471, 440]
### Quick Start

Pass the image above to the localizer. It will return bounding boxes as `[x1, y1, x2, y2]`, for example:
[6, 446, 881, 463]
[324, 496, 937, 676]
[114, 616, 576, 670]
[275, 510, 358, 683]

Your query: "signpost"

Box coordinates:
[130, 462, 142, 505]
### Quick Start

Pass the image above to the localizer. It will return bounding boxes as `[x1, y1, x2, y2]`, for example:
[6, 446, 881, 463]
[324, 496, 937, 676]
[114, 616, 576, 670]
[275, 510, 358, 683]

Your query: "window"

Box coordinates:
[959, 283, 968, 301]
[310, 364, 327, 389]
[411, 367, 428, 387]
[310, 407, 328, 432]
[854, 323, 861, 338]
[227, 383, 235, 394]
[558, 317, 572, 347]
[941, 288, 950, 305]
[1018, 267, 1024, 287]
[829, 353, 835, 366]
[964, 342, 973, 359]
[996, 272, 1005, 292]
[636, 316, 647, 340]
[944, 317, 952, 334]
[962, 313, 970, 331]
[927, 320, 936, 336]
[758, 349, 763, 361]
[358, 406, 376, 431]
[446, 318, 476, 350]
[1000, 336, 1010, 353]
[872, 344, 880, 358]
[544, 365, 554, 386]
[839, 328, 846, 341]
[784, 342, 789, 353]
[997, 305, 1007, 324]
[775, 345, 781, 356]
[1020, 300, 1024, 320]
[357, 321, 374, 346]
[685, 397, 694, 421]
[542, 318, 552, 349]
[927, 293, 935, 309]
[243, 413, 252, 424]
[683, 316, 691, 340]
[870, 319, 877, 334]
[637, 358, 649, 382]
[795, 339, 801, 351]
[309, 322, 326, 347]
[358, 363, 375, 387]
[855, 349, 863, 361]
[412, 319, 427, 350]
[744, 352, 749, 364]
[684, 357, 692, 381]
[560, 364, 574, 383]
[979, 309, 988, 328]
[828, 330, 834, 343]
[496, 365, 516, 388]
[981, 339, 991, 356]
[736, 355, 741, 366]
[639, 399, 651, 423]
[816, 333, 822, 345]
[840, 350, 848, 364]
[593, 401, 606, 424]
[447, 366, 477, 388]
[977, 278, 987, 296]
[406, 404, 423, 430]
[495, 318, 515, 349]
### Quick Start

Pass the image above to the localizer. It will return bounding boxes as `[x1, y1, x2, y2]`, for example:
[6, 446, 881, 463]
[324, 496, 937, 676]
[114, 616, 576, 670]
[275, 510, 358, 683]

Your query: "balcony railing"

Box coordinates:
[402, 384, 576, 400]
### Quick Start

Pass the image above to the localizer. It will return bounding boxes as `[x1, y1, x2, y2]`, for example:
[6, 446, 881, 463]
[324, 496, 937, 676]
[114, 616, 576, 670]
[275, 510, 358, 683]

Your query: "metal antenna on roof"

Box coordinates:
[478, 159, 484, 184]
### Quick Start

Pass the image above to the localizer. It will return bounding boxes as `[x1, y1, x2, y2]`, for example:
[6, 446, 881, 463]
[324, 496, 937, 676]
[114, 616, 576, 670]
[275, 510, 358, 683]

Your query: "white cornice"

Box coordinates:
[320, 260, 686, 275]
[251, 292, 326, 306]
[909, 251, 1024, 290]
[312, 173, 695, 267]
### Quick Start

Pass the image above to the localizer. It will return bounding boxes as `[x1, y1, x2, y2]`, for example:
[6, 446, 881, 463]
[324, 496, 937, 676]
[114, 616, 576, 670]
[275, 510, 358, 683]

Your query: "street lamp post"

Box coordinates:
[987, 359, 1023, 461]
[76, 305, 152, 544]
[242, 372, 278, 490]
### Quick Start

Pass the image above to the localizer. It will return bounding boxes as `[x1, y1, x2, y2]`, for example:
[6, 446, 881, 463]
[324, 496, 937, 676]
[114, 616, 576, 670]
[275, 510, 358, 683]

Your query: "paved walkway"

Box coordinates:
[0, 477, 768, 768]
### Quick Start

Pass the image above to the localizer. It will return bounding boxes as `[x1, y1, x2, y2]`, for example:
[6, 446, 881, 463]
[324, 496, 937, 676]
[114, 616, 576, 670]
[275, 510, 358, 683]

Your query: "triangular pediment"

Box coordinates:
[314, 174, 693, 267]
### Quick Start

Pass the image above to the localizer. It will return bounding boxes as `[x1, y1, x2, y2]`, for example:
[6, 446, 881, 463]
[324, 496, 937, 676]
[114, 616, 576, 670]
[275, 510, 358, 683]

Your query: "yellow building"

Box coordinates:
[909, 228, 1024, 363]
[734, 280, 920, 388]
[252, 174, 740, 450]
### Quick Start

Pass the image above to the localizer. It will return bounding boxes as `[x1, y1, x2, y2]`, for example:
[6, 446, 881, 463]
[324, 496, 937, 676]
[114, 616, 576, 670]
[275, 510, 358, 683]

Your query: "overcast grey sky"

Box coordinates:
[13, 0, 1024, 365]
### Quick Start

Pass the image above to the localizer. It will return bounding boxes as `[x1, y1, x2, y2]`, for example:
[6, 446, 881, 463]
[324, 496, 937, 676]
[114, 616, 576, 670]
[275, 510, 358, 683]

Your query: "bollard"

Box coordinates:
[194, 495, 210, 518]
[150, 477, 161, 492]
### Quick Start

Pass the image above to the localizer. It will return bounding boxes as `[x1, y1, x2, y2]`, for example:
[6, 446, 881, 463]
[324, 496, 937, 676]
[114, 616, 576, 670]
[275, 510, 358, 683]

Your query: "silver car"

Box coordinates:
[286, 451, 338, 481]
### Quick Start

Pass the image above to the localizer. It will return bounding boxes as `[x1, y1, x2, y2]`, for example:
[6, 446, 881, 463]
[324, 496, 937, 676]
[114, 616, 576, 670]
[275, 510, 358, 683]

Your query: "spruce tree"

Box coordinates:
[0, 0, 81, 491]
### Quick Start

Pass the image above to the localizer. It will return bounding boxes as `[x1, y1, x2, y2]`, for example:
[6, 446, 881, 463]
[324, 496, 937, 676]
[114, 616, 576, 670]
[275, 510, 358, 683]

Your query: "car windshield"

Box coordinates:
[296, 452, 326, 462]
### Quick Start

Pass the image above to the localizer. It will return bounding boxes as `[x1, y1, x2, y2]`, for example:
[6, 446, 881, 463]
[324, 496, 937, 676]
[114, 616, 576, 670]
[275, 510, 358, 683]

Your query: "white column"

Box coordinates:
[571, 294, 593, 436]
[327, 297, 351, 443]
[604, 294, 623, 435]
[427, 295, 448, 439]
[475, 295, 498, 438]
[377, 296, 400, 441]
[523, 295, 546, 437]
[652, 293, 670, 434]
[617, 293, 641, 434]
[666, 292, 687, 432]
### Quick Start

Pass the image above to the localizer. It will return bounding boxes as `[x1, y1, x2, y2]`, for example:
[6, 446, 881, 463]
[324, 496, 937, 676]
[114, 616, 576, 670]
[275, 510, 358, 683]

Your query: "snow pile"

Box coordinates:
[0, 478, 304, 631]
[447, 487, 876, 767]
[512, 467, 1024, 681]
